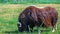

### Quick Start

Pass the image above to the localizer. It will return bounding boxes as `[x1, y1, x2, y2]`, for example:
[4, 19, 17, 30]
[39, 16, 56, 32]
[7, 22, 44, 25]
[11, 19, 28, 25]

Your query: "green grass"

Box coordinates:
[0, 0, 60, 4]
[0, 4, 60, 34]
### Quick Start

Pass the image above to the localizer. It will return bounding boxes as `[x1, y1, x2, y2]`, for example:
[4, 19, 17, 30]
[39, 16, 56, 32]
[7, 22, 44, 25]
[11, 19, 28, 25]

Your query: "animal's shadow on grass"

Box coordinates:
[4, 30, 50, 33]
[34, 29, 50, 32]
[4, 30, 31, 34]
[4, 30, 19, 33]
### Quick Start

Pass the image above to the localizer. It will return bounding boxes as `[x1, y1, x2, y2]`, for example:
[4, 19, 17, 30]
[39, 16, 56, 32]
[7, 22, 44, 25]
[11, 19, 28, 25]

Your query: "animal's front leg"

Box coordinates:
[37, 26, 41, 34]
[24, 25, 29, 32]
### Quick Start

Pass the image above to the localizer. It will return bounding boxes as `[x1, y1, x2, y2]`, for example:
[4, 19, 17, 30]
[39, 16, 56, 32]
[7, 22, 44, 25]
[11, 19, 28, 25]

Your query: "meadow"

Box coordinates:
[0, 4, 60, 34]
[0, 0, 60, 4]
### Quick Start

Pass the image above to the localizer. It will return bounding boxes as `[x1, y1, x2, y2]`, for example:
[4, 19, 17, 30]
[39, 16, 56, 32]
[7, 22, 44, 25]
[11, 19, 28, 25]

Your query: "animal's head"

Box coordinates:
[17, 22, 25, 32]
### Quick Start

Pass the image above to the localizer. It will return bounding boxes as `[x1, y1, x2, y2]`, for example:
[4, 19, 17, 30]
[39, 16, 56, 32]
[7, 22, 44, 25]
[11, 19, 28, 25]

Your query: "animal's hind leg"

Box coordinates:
[51, 17, 57, 32]
[52, 24, 57, 32]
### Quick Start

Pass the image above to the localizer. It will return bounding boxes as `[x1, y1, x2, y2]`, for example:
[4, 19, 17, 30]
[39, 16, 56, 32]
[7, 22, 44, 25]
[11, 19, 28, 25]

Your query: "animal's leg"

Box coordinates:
[51, 17, 57, 32]
[24, 25, 29, 32]
[29, 24, 34, 32]
[37, 26, 41, 34]
[52, 25, 56, 32]
[30, 27, 34, 32]
[28, 25, 33, 32]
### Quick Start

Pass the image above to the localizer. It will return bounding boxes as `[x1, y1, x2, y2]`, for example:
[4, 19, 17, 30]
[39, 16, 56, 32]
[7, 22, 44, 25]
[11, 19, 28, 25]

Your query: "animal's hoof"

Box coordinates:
[52, 30, 55, 32]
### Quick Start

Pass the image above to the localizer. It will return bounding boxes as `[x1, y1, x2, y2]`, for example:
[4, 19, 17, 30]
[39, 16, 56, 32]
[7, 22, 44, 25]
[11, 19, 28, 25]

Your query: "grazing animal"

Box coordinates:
[17, 6, 58, 33]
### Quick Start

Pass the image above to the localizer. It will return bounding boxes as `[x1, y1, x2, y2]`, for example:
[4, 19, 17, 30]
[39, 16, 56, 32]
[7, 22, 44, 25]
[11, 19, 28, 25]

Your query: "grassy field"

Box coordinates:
[0, 0, 60, 4]
[0, 4, 60, 34]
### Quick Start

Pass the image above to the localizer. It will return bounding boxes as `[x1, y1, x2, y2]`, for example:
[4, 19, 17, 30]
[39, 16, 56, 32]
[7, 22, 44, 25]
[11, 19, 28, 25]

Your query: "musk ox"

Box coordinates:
[17, 6, 58, 33]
